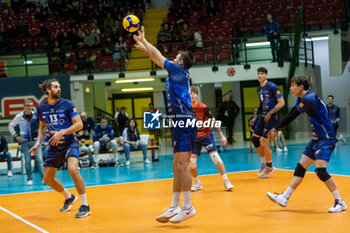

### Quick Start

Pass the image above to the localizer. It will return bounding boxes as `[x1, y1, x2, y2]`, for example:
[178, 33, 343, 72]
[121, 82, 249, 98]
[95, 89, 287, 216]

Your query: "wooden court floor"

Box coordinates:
[0, 170, 349, 233]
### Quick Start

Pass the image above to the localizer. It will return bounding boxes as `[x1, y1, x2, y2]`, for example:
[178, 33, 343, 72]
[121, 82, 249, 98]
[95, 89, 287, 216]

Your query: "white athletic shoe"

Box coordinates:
[338, 135, 346, 145]
[257, 162, 266, 175]
[7, 170, 12, 177]
[169, 205, 196, 223]
[283, 147, 288, 152]
[191, 181, 203, 191]
[224, 180, 234, 191]
[328, 199, 347, 213]
[156, 205, 181, 223]
[144, 159, 152, 164]
[258, 166, 276, 178]
[125, 160, 130, 166]
[27, 180, 33, 186]
[266, 192, 288, 207]
[276, 147, 283, 152]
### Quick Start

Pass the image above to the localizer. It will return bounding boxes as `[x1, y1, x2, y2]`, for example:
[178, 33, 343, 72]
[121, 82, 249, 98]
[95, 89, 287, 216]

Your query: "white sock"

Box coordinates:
[222, 174, 228, 181]
[114, 153, 119, 161]
[283, 187, 294, 199]
[182, 191, 191, 209]
[170, 192, 180, 207]
[80, 193, 88, 206]
[332, 190, 341, 200]
[61, 189, 72, 200]
[261, 157, 266, 164]
[194, 176, 200, 183]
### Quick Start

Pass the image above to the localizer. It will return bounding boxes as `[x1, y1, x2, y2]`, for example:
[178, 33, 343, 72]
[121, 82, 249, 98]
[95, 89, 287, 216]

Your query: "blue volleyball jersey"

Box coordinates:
[295, 90, 335, 140]
[257, 81, 283, 115]
[37, 98, 79, 146]
[93, 124, 114, 142]
[326, 104, 341, 122]
[164, 59, 192, 114]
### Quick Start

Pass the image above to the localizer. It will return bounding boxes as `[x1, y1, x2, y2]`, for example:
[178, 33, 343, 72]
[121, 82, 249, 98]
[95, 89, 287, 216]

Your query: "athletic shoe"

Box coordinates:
[91, 163, 98, 169]
[125, 160, 130, 166]
[60, 194, 78, 212]
[144, 159, 152, 164]
[257, 162, 266, 175]
[266, 192, 288, 207]
[169, 205, 196, 223]
[191, 181, 203, 191]
[224, 180, 234, 191]
[7, 170, 12, 177]
[156, 205, 181, 223]
[258, 166, 276, 178]
[75, 205, 91, 218]
[283, 147, 288, 152]
[27, 180, 33, 186]
[276, 147, 283, 152]
[338, 135, 346, 145]
[328, 199, 347, 213]
[115, 160, 121, 166]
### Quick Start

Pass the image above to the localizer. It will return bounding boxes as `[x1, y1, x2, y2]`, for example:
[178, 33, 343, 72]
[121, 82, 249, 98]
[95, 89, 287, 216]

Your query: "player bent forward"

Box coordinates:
[266, 75, 347, 213]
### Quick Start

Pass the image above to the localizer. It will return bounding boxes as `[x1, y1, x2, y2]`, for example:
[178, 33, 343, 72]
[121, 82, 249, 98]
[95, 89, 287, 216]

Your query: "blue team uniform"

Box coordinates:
[37, 98, 80, 168]
[164, 59, 197, 153]
[326, 104, 341, 134]
[295, 90, 336, 162]
[93, 124, 114, 151]
[254, 81, 283, 138]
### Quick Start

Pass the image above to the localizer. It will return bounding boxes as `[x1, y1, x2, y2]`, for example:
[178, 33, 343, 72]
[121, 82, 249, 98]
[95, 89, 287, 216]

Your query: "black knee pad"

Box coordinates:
[293, 163, 306, 178]
[252, 136, 261, 148]
[315, 167, 331, 182]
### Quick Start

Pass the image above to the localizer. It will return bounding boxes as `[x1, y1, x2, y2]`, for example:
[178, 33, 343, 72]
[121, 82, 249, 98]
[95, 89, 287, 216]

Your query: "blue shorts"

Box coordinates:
[254, 113, 279, 138]
[303, 139, 336, 162]
[171, 112, 198, 153]
[192, 134, 218, 156]
[44, 141, 80, 168]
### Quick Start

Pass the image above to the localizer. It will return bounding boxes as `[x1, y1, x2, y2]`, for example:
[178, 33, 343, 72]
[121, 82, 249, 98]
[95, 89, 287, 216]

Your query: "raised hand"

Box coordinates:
[133, 26, 146, 51]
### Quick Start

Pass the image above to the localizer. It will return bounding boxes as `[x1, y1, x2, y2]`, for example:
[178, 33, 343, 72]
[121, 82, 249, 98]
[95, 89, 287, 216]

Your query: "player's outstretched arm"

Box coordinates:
[133, 26, 166, 70]
[29, 121, 47, 155]
[267, 106, 301, 140]
[265, 97, 285, 122]
[213, 119, 227, 146]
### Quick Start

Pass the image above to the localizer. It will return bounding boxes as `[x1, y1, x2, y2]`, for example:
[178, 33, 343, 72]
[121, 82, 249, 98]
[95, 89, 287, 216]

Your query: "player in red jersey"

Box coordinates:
[190, 86, 234, 191]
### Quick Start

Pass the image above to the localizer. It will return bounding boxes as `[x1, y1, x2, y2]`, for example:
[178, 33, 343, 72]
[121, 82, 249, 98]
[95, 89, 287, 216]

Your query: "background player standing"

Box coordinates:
[266, 76, 347, 213]
[250, 67, 285, 178]
[189, 86, 234, 191]
[29, 79, 91, 218]
[133, 26, 197, 223]
[327, 95, 346, 144]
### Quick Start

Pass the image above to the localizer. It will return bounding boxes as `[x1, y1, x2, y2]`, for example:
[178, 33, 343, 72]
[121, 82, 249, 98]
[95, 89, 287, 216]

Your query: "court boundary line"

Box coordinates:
[0, 206, 49, 233]
[1, 168, 350, 197]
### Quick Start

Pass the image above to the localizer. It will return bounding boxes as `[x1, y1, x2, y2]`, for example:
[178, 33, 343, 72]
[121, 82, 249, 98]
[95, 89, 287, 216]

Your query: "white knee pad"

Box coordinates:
[209, 152, 222, 165]
[110, 140, 118, 148]
[189, 157, 197, 169]
[93, 141, 100, 150]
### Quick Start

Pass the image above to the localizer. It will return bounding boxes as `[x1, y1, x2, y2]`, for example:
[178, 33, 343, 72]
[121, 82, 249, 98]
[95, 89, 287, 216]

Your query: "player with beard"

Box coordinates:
[29, 78, 91, 218]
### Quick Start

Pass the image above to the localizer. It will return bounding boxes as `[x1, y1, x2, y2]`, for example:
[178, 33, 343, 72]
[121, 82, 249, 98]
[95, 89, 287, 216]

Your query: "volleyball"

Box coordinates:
[123, 15, 140, 32]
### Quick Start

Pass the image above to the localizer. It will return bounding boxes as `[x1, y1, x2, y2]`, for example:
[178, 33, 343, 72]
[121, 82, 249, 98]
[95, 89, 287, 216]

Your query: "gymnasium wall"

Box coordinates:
[313, 39, 350, 134]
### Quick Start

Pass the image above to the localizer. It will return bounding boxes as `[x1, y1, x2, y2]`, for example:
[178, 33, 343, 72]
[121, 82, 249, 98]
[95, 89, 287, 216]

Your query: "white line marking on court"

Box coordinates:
[1, 168, 349, 197]
[0, 206, 49, 233]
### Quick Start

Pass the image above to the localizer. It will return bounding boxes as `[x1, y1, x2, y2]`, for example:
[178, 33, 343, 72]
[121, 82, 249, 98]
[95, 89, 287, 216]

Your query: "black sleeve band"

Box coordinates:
[256, 102, 263, 116]
[275, 107, 301, 130]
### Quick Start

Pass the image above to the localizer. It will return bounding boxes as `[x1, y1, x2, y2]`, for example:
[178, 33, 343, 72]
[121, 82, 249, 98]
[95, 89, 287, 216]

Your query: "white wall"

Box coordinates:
[313, 39, 350, 134]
